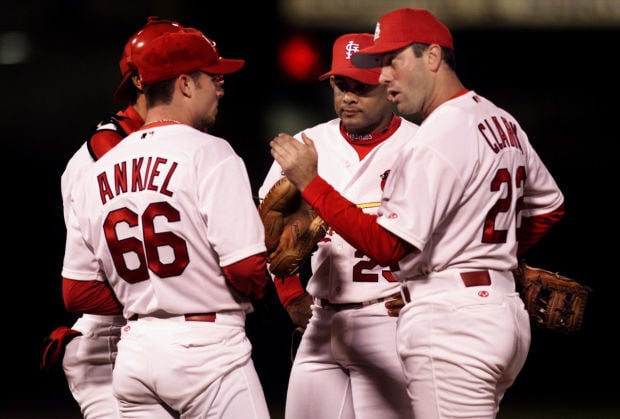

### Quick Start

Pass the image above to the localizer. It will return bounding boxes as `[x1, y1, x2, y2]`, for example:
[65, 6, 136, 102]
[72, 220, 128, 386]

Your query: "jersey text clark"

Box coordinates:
[478, 115, 523, 153]
[97, 156, 178, 204]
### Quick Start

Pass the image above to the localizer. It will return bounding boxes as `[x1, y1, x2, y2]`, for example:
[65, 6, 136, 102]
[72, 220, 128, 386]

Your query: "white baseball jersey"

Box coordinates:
[58, 109, 138, 419]
[260, 116, 419, 304]
[63, 123, 266, 318]
[262, 115, 418, 419]
[376, 90, 561, 417]
[379, 90, 564, 278]
[62, 142, 97, 224]
[61, 113, 137, 224]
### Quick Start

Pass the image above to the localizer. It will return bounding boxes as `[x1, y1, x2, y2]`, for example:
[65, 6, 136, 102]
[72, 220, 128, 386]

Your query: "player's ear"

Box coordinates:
[131, 74, 144, 91]
[426, 44, 443, 72]
[177, 74, 193, 97]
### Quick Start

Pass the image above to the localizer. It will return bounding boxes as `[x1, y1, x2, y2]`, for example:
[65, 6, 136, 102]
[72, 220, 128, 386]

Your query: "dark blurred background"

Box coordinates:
[2, 1, 618, 418]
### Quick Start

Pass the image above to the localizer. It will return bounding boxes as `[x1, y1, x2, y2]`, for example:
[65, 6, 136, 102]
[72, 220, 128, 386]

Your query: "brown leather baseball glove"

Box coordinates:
[514, 261, 591, 335]
[258, 177, 328, 277]
[259, 176, 301, 254]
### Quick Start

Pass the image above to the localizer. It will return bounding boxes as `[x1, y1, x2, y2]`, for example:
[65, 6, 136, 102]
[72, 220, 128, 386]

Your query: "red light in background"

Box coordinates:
[278, 34, 323, 83]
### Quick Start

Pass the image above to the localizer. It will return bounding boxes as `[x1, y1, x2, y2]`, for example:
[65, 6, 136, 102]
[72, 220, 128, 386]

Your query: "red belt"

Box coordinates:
[460, 270, 491, 287]
[184, 313, 216, 322]
[402, 271, 491, 303]
[129, 312, 216, 322]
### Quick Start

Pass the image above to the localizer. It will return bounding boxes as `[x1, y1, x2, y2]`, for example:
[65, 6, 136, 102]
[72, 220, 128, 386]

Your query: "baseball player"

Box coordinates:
[40, 16, 185, 419]
[62, 26, 270, 418]
[260, 33, 417, 419]
[270, 8, 565, 418]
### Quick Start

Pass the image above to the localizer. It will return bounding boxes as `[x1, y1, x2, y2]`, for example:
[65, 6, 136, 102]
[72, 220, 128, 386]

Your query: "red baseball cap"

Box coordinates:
[113, 16, 185, 102]
[135, 28, 245, 85]
[352, 8, 453, 69]
[319, 33, 381, 85]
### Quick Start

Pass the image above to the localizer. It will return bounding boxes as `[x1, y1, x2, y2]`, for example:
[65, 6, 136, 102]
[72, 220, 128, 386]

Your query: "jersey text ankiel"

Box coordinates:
[97, 156, 178, 204]
[478, 116, 522, 153]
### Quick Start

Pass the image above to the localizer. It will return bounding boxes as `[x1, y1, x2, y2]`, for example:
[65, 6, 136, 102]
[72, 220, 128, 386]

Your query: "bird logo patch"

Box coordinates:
[380, 170, 390, 191]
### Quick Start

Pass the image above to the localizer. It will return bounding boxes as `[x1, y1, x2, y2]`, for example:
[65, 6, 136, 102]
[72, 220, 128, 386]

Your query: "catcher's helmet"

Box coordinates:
[113, 16, 184, 102]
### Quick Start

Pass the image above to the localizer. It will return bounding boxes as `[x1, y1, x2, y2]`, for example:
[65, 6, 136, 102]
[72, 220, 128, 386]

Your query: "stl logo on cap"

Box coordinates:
[344, 40, 361, 60]
[318, 33, 380, 85]
[352, 8, 454, 69]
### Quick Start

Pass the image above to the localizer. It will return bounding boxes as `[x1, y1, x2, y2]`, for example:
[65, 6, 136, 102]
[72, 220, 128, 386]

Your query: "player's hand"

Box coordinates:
[40, 326, 82, 371]
[385, 295, 405, 317]
[270, 132, 319, 191]
[285, 291, 313, 329]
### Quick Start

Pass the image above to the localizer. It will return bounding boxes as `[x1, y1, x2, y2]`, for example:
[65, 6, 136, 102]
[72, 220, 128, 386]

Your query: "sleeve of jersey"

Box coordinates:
[62, 205, 106, 282]
[517, 203, 565, 257]
[222, 253, 270, 300]
[62, 278, 123, 315]
[199, 152, 266, 266]
[272, 275, 305, 308]
[302, 176, 413, 267]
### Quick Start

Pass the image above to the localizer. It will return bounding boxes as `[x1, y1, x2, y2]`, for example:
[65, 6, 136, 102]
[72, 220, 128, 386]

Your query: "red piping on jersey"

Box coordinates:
[448, 88, 469, 101]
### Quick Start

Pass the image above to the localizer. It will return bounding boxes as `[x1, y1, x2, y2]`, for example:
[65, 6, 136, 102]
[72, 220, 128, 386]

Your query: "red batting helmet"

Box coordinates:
[113, 16, 184, 102]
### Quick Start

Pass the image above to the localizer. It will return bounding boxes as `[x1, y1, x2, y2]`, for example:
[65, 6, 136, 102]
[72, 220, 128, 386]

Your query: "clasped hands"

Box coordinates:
[270, 132, 319, 192]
